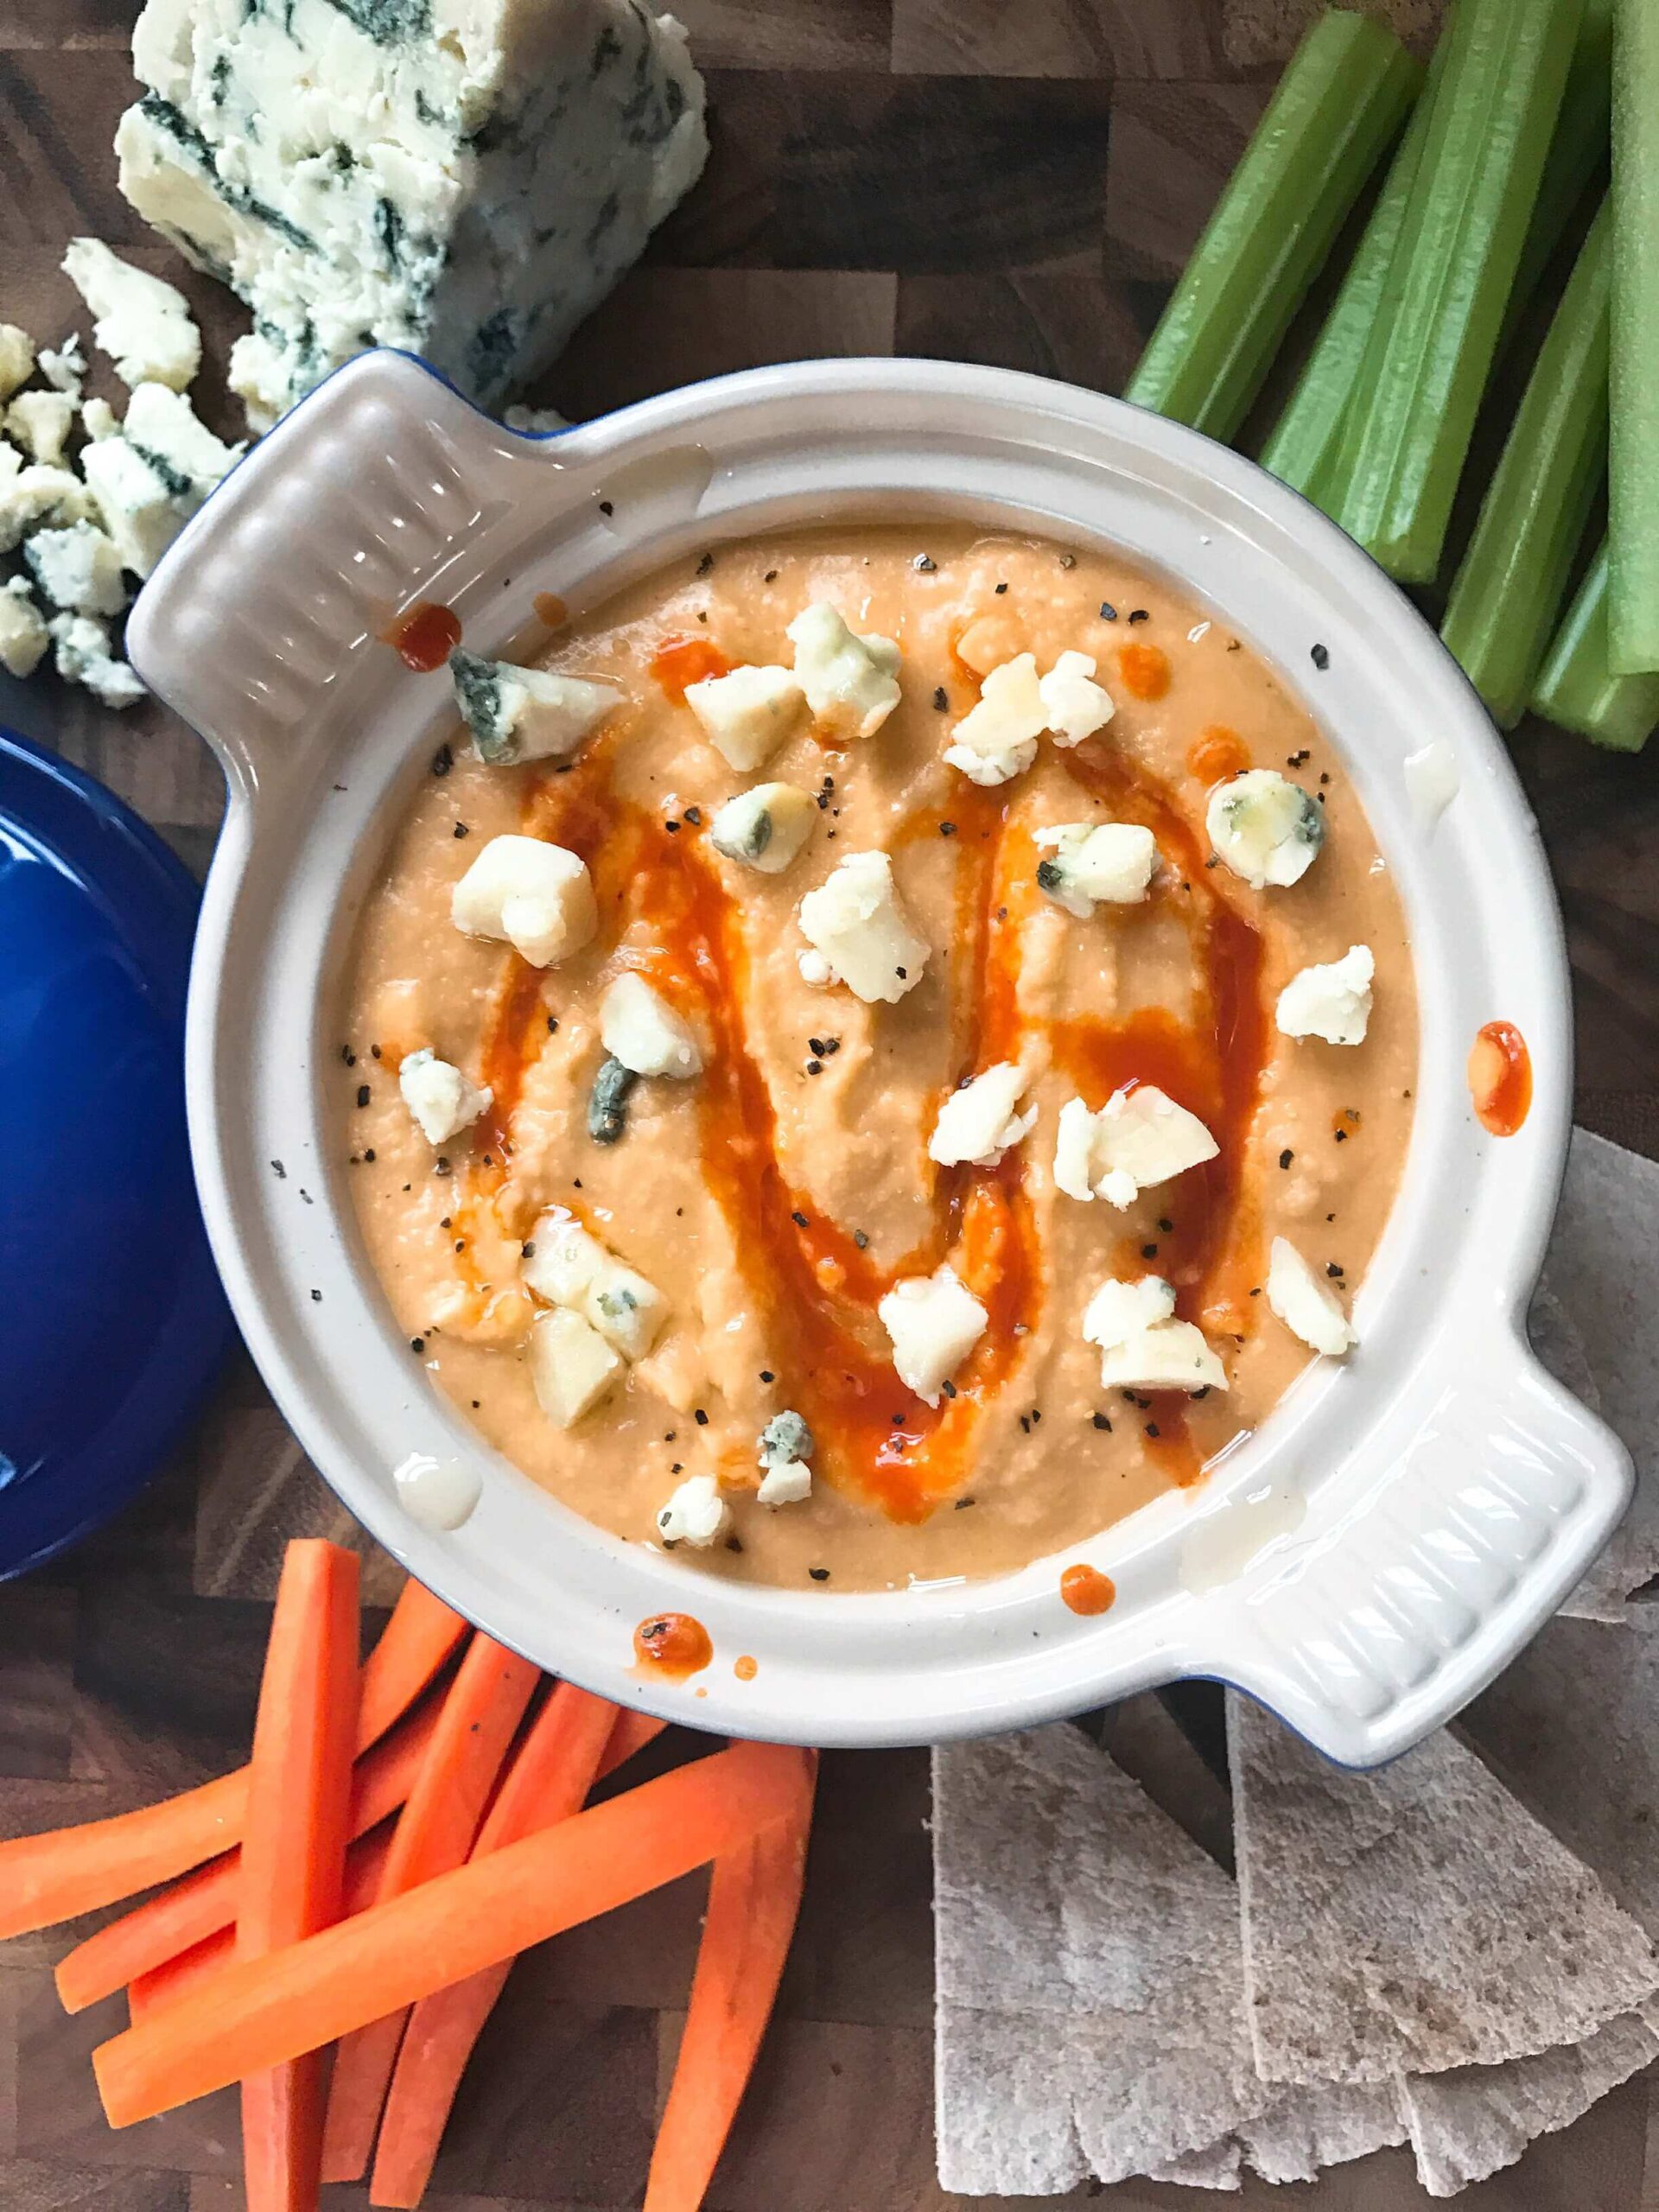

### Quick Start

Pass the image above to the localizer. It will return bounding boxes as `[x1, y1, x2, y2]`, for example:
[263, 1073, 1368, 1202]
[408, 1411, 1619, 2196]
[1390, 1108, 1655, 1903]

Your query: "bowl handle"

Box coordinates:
[1185, 1324, 1632, 1766]
[124, 353, 537, 799]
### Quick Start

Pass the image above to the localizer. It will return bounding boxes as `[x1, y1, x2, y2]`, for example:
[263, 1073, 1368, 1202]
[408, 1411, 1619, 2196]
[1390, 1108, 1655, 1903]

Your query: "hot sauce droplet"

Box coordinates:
[382, 600, 461, 673]
[734, 1655, 758, 1681]
[1468, 1021, 1532, 1136]
[651, 635, 733, 702]
[1186, 724, 1249, 785]
[1059, 1564, 1116, 1616]
[634, 1611, 714, 1679]
[533, 592, 569, 629]
[1116, 642, 1171, 702]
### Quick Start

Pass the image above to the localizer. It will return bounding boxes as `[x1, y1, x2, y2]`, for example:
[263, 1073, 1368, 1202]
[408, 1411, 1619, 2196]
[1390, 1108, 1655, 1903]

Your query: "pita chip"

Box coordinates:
[1166, 2079, 1407, 2191]
[1543, 1127, 1659, 1626]
[1229, 1692, 1659, 2084]
[1146, 2139, 1243, 2190]
[1463, 1614, 1659, 1939]
[932, 1724, 1267, 2192]
[1400, 2012, 1659, 2196]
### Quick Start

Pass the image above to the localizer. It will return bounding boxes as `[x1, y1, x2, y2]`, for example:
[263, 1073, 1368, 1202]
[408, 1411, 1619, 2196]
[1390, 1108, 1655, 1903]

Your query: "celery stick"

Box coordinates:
[1497, 0, 1613, 359]
[1329, 0, 1586, 585]
[1258, 60, 1435, 505]
[1442, 201, 1611, 728]
[1535, 539, 1659, 749]
[1610, 0, 1659, 672]
[1123, 13, 1420, 446]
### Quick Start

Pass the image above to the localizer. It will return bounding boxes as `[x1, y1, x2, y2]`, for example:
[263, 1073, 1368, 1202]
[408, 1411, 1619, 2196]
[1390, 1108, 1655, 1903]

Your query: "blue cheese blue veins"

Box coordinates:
[448, 646, 622, 765]
[757, 1409, 813, 1506]
[116, 0, 709, 429]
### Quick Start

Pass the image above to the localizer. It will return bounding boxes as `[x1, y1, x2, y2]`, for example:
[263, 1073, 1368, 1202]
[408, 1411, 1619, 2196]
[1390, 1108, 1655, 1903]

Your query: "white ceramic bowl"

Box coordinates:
[130, 351, 1630, 1764]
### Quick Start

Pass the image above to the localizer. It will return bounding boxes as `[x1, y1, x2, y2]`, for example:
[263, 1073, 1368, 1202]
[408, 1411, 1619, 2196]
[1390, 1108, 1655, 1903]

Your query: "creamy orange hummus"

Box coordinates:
[341, 524, 1416, 1592]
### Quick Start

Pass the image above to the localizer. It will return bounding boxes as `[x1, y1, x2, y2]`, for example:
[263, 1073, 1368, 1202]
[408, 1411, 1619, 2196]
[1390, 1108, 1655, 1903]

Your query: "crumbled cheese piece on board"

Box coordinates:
[0, 325, 36, 402]
[0, 466, 98, 555]
[22, 521, 129, 620]
[62, 238, 200, 391]
[48, 613, 145, 709]
[37, 335, 87, 397]
[116, 0, 707, 429]
[5, 391, 74, 467]
[0, 578, 49, 679]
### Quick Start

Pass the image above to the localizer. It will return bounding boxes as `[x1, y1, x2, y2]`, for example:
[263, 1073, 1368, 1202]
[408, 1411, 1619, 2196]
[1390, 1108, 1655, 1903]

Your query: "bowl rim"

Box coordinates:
[130, 351, 1630, 1762]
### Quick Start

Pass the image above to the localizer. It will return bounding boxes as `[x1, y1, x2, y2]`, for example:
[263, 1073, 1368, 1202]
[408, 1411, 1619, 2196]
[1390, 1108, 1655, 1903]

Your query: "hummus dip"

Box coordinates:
[342, 524, 1416, 1592]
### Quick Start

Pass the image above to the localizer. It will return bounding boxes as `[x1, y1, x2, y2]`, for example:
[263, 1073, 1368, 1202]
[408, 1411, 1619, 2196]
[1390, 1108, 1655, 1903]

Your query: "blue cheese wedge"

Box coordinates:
[22, 521, 130, 620]
[524, 1213, 668, 1362]
[878, 1264, 988, 1407]
[684, 664, 806, 770]
[756, 1409, 814, 1506]
[1206, 769, 1324, 890]
[0, 326, 35, 403]
[1037, 649, 1114, 746]
[451, 833, 596, 966]
[397, 1047, 492, 1146]
[1275, 944, 1374, 1046]
[47, 613, 146, 709]
[1053, 1086, 1217, 1207]
[787, 604, 902, 740]
[116, 0, 708, 430]
[709, 781, 817, 874]
[62, 238, 201, 392]
[928, 1062, 1038, 1168]
[1267, 1236, 1357, 1357]
[944, 653, 1045, 786]
[797, 849, 929, 1005]
[5, 392, 74, 468]
[0, 578, 49, 679]
[1083, 1273, 1228, 1393]
[598, 972, 701, 1079]
[656, 1471, 728, 1548]
[1033, 822, 1157, 918]
[530, 1305, 623, 1427]
[448, 647, 621, 765]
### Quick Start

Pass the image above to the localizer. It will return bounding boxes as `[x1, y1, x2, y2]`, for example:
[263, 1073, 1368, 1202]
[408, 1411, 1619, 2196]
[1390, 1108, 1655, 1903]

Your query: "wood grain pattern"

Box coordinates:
[4, 0, 1659, 2204]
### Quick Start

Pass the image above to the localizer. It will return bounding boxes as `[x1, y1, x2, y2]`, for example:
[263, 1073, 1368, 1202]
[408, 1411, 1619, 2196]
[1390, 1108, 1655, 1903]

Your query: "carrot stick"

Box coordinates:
[95, 1742, 812, 2130]
[319, 1636, 540, 2183]
[58, 1700, 442, 2016]
[127, 1822, 398, 2024]
[369, 1684, 621, 2207]
[3, 1578, 467, 1944]
[238, 1539, 361, 2212]
[644, 1755, 816, 2212]
[597, 1710, 670, 1779]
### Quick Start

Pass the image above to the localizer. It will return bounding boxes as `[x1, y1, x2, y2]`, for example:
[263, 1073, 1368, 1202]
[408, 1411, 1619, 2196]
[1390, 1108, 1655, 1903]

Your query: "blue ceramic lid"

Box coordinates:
[0, 729, 232, 1575]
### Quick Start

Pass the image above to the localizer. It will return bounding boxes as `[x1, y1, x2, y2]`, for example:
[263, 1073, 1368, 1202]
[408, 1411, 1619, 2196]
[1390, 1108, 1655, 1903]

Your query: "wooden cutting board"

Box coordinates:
[4, 1, 1659, 2203]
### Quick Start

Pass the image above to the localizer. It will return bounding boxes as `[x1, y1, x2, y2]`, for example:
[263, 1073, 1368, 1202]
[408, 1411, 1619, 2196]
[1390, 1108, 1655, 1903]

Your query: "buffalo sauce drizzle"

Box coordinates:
[472, 646, 1271, 1523]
